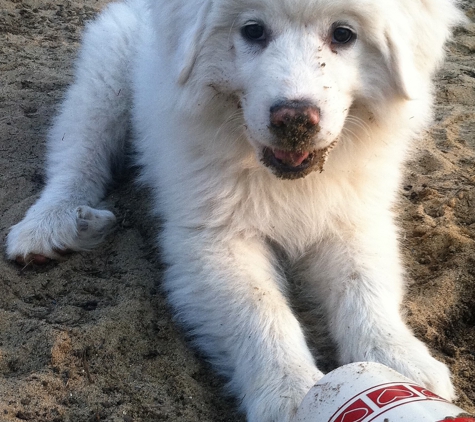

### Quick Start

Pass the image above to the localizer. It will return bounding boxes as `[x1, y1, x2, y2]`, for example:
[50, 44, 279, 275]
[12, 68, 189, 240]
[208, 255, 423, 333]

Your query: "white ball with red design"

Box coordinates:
[293, 362, 474, 422]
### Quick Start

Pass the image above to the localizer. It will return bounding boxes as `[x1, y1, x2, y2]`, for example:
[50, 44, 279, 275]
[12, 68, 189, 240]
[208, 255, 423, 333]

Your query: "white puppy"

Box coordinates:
[6, 0, 465, 420]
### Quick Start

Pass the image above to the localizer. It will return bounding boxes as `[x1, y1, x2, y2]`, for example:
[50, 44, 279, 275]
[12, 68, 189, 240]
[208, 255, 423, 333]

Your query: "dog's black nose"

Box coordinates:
[269, 101, 320, 137]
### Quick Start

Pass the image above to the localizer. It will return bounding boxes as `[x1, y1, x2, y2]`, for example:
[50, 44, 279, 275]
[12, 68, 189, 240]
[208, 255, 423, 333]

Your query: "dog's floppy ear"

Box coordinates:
[381, 26, 419, 100]
[381, 0, 466, 100]
[177, 0, 214, 85]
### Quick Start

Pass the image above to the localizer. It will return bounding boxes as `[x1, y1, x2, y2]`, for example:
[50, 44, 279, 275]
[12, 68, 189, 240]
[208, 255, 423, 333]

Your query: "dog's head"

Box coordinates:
[169, 0, 465, 179]
[229, 7, 361, 179]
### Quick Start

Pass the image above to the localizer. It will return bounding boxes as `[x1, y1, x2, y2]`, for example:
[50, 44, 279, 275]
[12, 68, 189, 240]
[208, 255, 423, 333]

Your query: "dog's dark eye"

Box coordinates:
[241, 23, 266, 42]
[332, 26, 355, 44]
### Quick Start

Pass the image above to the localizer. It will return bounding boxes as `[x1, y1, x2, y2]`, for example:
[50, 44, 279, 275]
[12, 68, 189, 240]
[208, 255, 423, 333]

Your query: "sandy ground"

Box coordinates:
[0, 1, 474, 421]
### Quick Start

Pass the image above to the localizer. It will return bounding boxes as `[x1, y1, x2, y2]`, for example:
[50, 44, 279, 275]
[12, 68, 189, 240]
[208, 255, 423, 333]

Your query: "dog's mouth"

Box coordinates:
[261, 142, 337, 180]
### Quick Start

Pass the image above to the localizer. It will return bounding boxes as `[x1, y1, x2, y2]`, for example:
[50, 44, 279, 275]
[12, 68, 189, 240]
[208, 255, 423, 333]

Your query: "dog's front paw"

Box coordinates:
[6, 204, 116, 264]
[241, 367, 324, 422]
[396, 347, 455, 401]
[361, 336, 456, 402]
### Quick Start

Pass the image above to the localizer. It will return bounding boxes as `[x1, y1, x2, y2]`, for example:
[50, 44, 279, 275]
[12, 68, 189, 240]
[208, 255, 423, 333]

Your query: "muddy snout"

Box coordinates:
[269, 100, 321, 151]
[261, 100, 334, 179]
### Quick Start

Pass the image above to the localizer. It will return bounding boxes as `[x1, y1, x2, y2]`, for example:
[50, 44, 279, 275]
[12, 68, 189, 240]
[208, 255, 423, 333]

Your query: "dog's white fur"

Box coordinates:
[6, 0, 465, 420]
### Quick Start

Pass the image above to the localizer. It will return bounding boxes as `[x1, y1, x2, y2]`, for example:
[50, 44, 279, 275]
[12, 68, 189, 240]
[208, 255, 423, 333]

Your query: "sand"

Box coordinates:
[0, 1, 474, 421]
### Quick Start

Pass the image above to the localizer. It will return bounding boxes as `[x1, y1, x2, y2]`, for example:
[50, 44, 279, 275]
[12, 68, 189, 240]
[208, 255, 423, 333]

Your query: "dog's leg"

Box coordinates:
[6, 3, 140, 263]
[307, 219, 455, 400]
[161, 228, 324, 422]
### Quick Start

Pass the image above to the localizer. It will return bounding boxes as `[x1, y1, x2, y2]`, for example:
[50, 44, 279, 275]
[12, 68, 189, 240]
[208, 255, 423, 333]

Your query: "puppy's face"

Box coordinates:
[178, 0, 435, 179]
[231, 8, 361, 178]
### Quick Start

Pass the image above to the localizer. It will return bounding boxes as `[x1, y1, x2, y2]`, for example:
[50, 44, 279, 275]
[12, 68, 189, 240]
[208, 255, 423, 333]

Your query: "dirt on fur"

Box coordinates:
[0, 1, 474, 421]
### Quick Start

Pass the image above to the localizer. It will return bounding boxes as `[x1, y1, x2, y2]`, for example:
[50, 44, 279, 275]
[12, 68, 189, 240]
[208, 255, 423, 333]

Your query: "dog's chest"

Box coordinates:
[228, 172, 339, 246]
